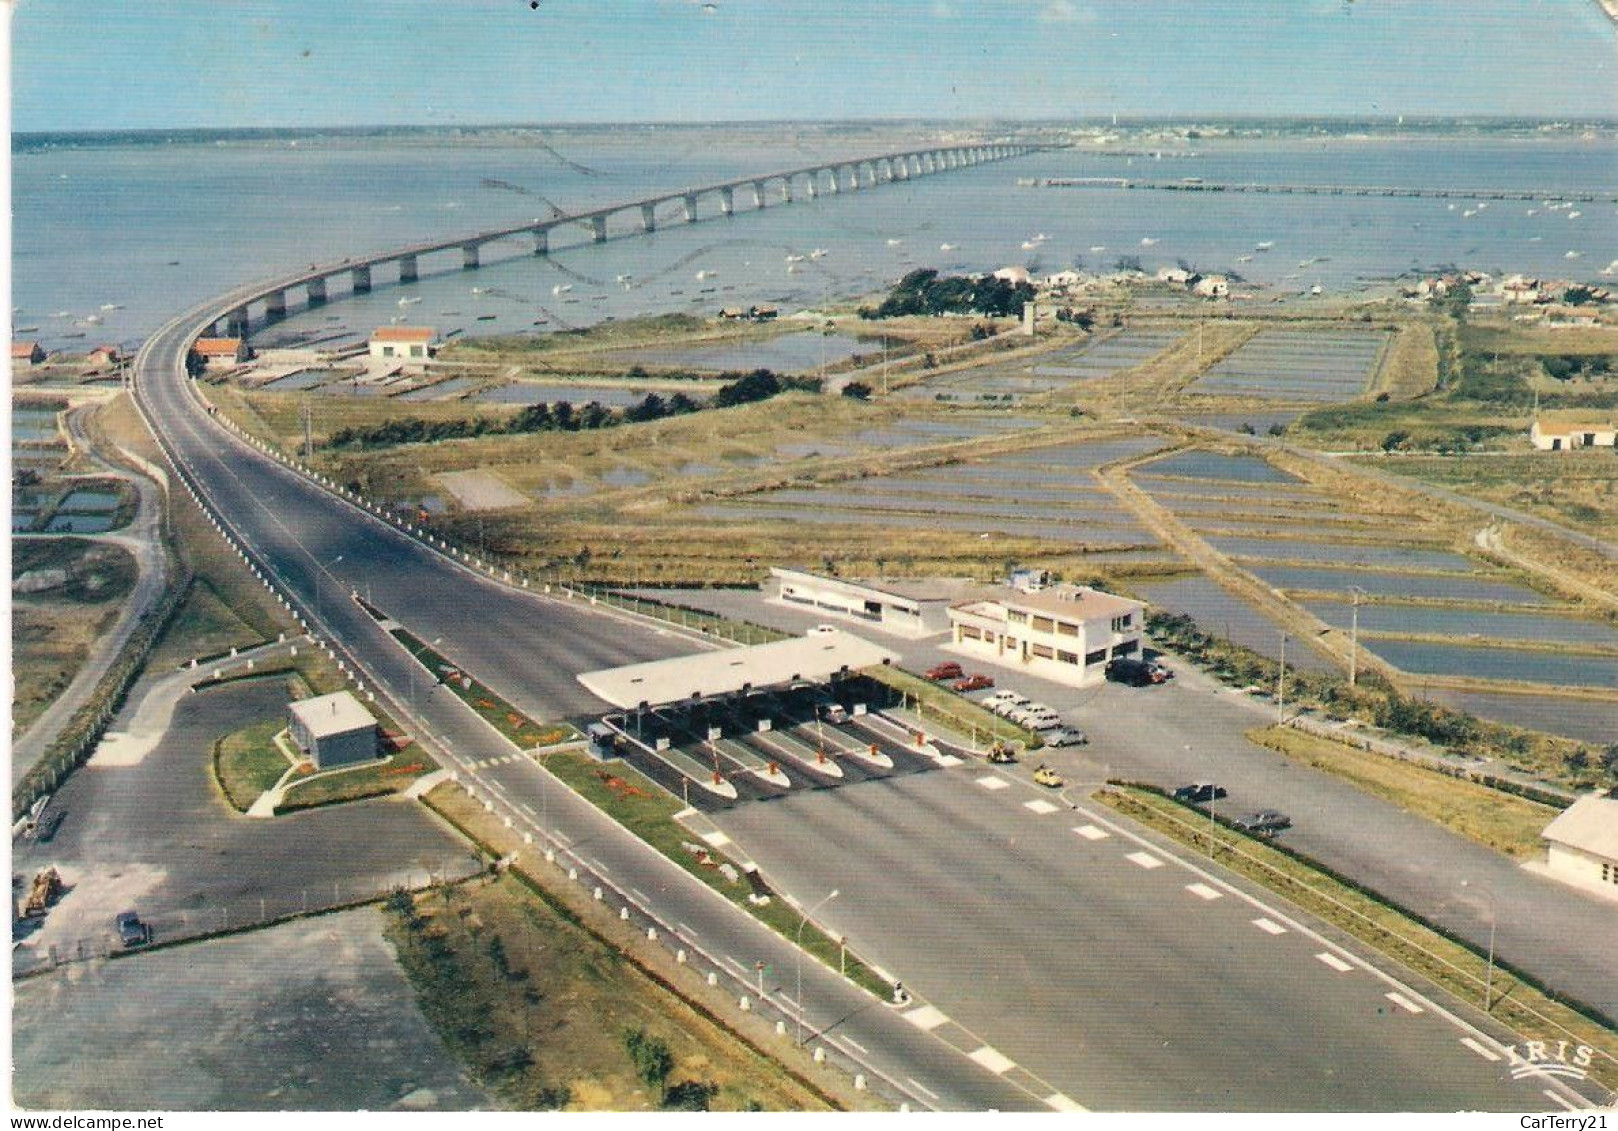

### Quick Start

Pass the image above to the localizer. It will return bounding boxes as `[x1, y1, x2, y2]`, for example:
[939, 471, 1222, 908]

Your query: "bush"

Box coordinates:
[624, 1028, 674, 1090]
[663, 1080, 719, 1111]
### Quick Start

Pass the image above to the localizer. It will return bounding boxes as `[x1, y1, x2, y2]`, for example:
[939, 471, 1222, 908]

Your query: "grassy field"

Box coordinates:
[11, 540, 138, 737]
[213, 718, 294, 811]
[1385, 452, 1618, 535]
[276, 748, 437, 812]
[1096, 785, 1618, 1091]
[1248, 725, 1560, 859]
[1374, 323, 1441, 399]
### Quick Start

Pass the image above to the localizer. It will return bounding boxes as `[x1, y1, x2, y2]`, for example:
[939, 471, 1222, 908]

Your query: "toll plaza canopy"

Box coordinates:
[577, 627, 897, 710]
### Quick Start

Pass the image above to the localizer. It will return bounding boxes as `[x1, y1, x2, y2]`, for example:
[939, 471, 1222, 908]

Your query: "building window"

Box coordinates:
[411, 345, 424, 358]
[1056, 620, 1079, 637]
[1113, 640, 1139, 657]
[1031, 616, 1054, 634]
[1111, 614, 1134, 633]
[1030, 643, 1054, 660]
[1006, 609, 1028, 625]
[961, 625, 981, 640]
[1084, 648, 1106, 666]
[1057, 650, 1079, 664]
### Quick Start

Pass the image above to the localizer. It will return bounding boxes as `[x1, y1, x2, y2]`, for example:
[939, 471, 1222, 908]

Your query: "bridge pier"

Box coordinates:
[752, 181, 766, 209]
[683, 193, 698, 222]
[226, 307, 250, 336]
[462, 244, 480, 270]
[720, 186, 734, 216]
[781, 177, 794, 204]
[640, 204, 657, 233]
[532, 228, 549, 255]
[264, 290, 287, 321]
[804, 175, 817, 200]
[591, 215, 608, 242]
[306, 277, 327, 307]
[351, 265, 371, 294]
[399, 256, 418, 283]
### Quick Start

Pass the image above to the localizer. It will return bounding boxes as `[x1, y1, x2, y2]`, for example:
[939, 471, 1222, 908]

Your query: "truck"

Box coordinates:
[21, 867, 63, 918]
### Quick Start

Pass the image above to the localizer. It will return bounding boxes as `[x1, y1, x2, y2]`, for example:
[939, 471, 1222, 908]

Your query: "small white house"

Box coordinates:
[368, 326, 440, 365]
[1193, 274, 1230, 298]
[288, 691, 378, 770]
[992, 265, 1031, 286]
[1540, 791, 1618, 901]
[1156, 267, 1193, 285]
[1529, 420, 1616, 451]
[193, 337, 248, 371]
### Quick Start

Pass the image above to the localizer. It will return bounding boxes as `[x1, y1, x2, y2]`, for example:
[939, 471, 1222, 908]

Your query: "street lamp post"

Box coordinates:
[408, 636, 443, 710]
[317, 553, 344, 623]
[1461, 879, 1499, 1011]
[1348, 586, 1368, 687]
[1276, 632, 1287, 725]
[795, 888, 841, 1046]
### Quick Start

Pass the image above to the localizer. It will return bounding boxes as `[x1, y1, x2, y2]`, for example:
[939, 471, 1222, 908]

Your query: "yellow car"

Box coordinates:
[1033, 764, 1064, 789]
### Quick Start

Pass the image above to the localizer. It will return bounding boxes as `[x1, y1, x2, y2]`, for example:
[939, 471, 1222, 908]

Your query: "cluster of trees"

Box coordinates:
[329, 369, 817, 450]
[1542, 353, 1614, 382]
[860, 268, 1035, 320]
[624, 1028, 722, 1112]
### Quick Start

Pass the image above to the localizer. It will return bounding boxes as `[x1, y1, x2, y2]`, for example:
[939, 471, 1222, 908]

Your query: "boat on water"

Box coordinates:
[886, 238, 903, 247]
[939, 243, 957, 252]
[1255, 241, 1273, 251]
[809, 248, 828, 259]
[552, 284, 573, 295]
[784, 254, 805, 263]
[1236, 255, 1253, 264]
[398, 297, 422, 306]
[471, 286, 490, 295]
[477, 314, 498, 321]
[1565, 250, 1582, 259]
[16, 326, 39, 333]
[1089, 245, 1106, 253]
[99, 303, 122, 311]
[616, 273, 634, 282]
[695, 270, 715, 280]
[1139, 237, 1157, 246]
[1568, 211, 1582, 219]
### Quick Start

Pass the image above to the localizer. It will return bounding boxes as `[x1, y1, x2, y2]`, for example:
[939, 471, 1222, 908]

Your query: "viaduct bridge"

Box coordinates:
[1029, 177, 1618, 204]
[208, 142, 1038, 337]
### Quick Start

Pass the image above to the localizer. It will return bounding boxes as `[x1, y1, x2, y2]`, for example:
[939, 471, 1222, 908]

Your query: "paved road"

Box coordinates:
[10, 402, 173, 787]
[631, 586, 1618, 1024]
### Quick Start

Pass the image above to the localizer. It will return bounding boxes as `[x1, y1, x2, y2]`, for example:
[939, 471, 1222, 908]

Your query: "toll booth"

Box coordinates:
[586, 722, 622, 761]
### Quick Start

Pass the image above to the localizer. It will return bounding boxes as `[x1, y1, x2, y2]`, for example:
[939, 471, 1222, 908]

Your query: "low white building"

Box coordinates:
[768, 568, 986, 638]
[193, 337, 248, 371]
[992, 265, 1032, 286]
[368, 326, 440, 365]
[1539, 791, 1618, 901]
[1193, 274, 1230, 298]
[1156, 267, 1193, 285]
[1529, 420, 1616, 451]
[947, 584, 1146, 687]
[288, 690, 378, 770]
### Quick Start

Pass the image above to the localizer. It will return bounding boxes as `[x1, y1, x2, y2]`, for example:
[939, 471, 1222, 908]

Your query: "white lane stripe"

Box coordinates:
[676, 923, 699, 939]
[630, 888, 651, 904]
[1023, 799, 1060, 815]
[1385, 992, 1424, 1015]
[1543, 1090, 1579, 1112]
[1315, 952, 1354, 973]
[1461, 1037, 1502, 1062]
[903, 1005, 949, 1031]
[977, 776, 1010, 791]
[968, 1045, 1016, 1075]
[519, 803, 536, 816]
[844, 1037, 867, 1054]
[1073, 824, 1109, 840]
[1185, 883, 1222, 901]
[938, 754, 964, 767]
[700, 830, 731, 847]
[905, 1078, 940, 1102]
[1045, 1093, 1086, 1113]
[587, 857, 611, 875]
[1126, 851, 1164, 870]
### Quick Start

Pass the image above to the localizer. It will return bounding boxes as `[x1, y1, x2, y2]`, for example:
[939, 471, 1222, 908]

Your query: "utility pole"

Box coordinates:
[1348, 586, 1367, 687]
[303, 399, 313, 460]
[1276, 632, 1287, 725]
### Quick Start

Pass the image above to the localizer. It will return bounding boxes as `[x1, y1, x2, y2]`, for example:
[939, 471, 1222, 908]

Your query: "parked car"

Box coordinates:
[993, 698, 1031, 719]
[1105, 657, 1161, 686]
[1027, 715, 1064, 733]
[821, 704, 850, 725]
[1044, 728, 1088, 747]
[115, 911, 151, 949]
[952, 673, 995, 692]
[1032, 764, 1065, 789]
[981, 690, 1017, 708]
[925, 661, 964, 682]
[1232, 810, 1291, 837]
[1172, 783, 1228, 804]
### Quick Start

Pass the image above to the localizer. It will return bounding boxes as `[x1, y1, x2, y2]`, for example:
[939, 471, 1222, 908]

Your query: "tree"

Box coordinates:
[841, 381, 872, 400]
[626, 392, 668, 422]
[662, 1081, 719, 1112]
[624, 1029, 673, 1090]
[1380, 430, 1409, 452]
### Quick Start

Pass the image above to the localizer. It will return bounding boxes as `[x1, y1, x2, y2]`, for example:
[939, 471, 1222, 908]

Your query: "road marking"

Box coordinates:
[905, 1078, 940, 1102]
[1461, 1037, 1501, 1063]
[1314, 952, 1354, 973]
[1543, 1090, 1579, 1112]
[700, 830, 731, 847]
[676, 922, 699, 939]
[586, 857, 611, 875]
[1023, 799, 1060, 815]
[518, 803, 536, 816]
[938, 754, 964, 767]
[903, 1005, 948, 1031]
[1045, 1093, 1086, 1113]
[843, 1037, 867, 1054]
[968, 1045, 1016, 1075]
[1384, 992, 1424, 1015]
[630, 888, 651, 904]
[1126, 851, 1164, 870]
[1185, 883, 1222, 901]
[976, 776, 1010, 791]
[1072, 824, 1109, 841]
[1251, 917, 1287, 935]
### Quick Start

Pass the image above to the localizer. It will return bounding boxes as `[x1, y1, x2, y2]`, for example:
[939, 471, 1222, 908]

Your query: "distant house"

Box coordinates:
[1540, 790, 1618, 901]
[749, 304, 778, 321]
[1193, 274, 1230, 298]
[1529, 419, 1616, 451]
[1044, 269, 1084, 290]
[717, 308, 748, 320]
[992, 266, 1031, 286]
[11, 341, 45, 368]
[368, 326, 439, 364]
[193, 337, 248, 371]
[87, 345, 122, 369]
[1156, 267, 1193, 285]
[1499, 275, 1545, 306]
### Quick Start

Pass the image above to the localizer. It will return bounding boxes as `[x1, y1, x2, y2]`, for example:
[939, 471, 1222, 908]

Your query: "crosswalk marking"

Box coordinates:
[1315, 952, 1354, 973]
[1126, 851, 1164, 870]
[1023, 799, 1060, 815]
[937, 754, 964, 767]
[903, 1005, 948, 1031]
[1185, 883, 1223, 901]
[1251, 917, 1287, 935]
[1072, 824, 1109, 841]
[977, 776, 1011, 791]
[699, 830, 730, 847]
[1384, 992, 1424, 1015]
[968, 1045, 1016, 1075]
[1461, 1037, 1501, 1062]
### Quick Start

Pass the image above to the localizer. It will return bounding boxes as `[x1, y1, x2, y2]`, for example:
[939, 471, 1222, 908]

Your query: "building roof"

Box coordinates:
[1533, 419, 1614, 436]
[1542, 792, 1618, 860]
[193, 337, 243, 355]
[986, 584, 1144, 622]
[12, 341, 41, 357]
[371, 326, 437, 343]
[288, 690, 377, 738]
[577, 627, 897, 709]
[771, 567, 989, 605]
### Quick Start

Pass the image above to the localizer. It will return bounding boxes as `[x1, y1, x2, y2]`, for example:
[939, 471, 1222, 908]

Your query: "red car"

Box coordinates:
[953, 673, 995, 692]
[926, 661, 964, 681]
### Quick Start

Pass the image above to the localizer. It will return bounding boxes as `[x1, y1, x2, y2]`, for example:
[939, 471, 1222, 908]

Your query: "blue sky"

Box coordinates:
[11, 0, 1618, 131]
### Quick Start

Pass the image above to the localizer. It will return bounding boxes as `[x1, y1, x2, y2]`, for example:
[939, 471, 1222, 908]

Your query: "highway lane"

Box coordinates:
[712, 765, 1592, 1111]
[133, 300, 1046, 1111]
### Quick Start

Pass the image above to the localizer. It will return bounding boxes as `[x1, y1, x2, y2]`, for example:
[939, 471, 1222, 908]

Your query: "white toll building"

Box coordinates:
[1538, 789, 1618, 902]
[947, 584, 1146, 687]
[287, 690, 379, 769]
[767, 567, 988, 639]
